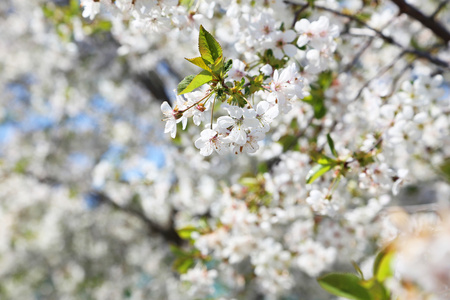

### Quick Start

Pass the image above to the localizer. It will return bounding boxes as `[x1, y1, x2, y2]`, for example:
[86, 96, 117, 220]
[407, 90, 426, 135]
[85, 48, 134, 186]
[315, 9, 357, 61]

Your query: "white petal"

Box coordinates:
[256, 101, 269, 115]
[283, 44, 298, 57]
[161, 101, 173, 114]
[294, 19, 310, 33]
[297, 35, 309, 47]
[217, 116, 235, 129]
[195, 137, 206, 149]
[273, 48, 284, 59]
[265, 105, 279, 120]
[283, 30, 296, 43]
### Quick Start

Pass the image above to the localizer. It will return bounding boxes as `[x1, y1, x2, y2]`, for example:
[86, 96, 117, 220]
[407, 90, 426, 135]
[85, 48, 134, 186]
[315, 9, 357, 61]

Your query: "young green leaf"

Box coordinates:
[198, 25, 223, 65]
[318, 70, 333, 89]
[224, 59, 233, 73]
[177, 70, 213, 95]
[315, 155, 336, 165]
[185, 57, 211, 72]
[306, 163, 334, 184]
[373, 247, 394, 282]
[173, 257, 195, 274]
[327, 133, 338, 157]
[352, 261, 365, 280]
[179, 0, 195, 9]
[360, 278, 390, 300]
[317, 273, 373, 300]
[177, 225, 197, 240]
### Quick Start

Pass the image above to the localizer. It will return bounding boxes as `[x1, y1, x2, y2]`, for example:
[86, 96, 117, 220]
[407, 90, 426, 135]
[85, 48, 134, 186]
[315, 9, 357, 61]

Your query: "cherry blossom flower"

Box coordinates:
[161, 101, 181, 138]
[266, 30, 297, 59]
[227, 59, 247, 82]
[194, 129, 227, 156]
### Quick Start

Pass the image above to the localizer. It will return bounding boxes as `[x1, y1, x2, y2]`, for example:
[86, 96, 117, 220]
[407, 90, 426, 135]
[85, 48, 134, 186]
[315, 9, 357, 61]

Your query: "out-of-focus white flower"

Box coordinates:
[81, 0, 101, 20]
[180, 265, 217, 298]
[227, 59, 247, 82]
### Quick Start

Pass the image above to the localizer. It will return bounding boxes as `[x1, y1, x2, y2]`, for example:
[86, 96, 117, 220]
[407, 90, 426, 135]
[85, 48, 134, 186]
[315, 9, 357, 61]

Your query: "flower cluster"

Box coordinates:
[160, 22, 339, 156]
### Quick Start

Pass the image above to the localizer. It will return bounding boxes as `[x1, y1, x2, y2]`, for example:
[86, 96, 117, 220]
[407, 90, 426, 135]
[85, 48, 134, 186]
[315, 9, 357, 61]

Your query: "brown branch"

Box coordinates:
[431, 0, 449, 19]
[391, 0, 450, 43]
[94, 191, 184, 246]
[24, 172, 184, 246]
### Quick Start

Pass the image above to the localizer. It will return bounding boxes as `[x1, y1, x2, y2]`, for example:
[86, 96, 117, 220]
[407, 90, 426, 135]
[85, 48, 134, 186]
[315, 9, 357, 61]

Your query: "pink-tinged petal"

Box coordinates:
[283, 30, 296, 43]
[283, 44, 298, 57]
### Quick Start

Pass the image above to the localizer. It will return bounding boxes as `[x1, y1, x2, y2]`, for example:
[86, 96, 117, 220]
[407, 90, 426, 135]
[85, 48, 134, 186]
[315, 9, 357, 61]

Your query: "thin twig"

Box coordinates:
[431, 0, 449, 19]
[352, 51, 406, 102]
[291, 3, 310, 28]
[313, 4, 449, 68]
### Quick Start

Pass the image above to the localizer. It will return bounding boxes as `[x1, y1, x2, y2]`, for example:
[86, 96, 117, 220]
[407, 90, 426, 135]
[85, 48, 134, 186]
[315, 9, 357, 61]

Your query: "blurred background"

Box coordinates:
[1, 0, 450, 299]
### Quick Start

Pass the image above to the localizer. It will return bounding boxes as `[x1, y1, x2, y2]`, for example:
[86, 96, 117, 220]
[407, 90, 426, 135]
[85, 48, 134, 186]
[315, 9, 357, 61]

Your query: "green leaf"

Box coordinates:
[318, 273, 373, 300]
[224, 59, 233, 73]
[177, 75, 195, 95]
[198, 25, 223, 65]
[439, 158, 450, 182]
[318, 71, 333, 89]
[307, 0, 316, 7]
[179, 0, 195, 9]
[306, 164, 334, 184]
[373, 247, 394, 282]
[315, 155, 336, 165]
[361, 279, 390, 300]
[313, 97, 327, 118]
[70, 0, 80, 13]
[177, 226, 197, 240]
[278, 134, 299, 151]
[302, 95, 326, 119]
[352, 261, 364, 279]
[327, 133, 338, 157]
[173, 257, 195, 274]
[14, 158, 29, 174]
[177, 70, 212, 95]
[185, 57, 211, 72]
